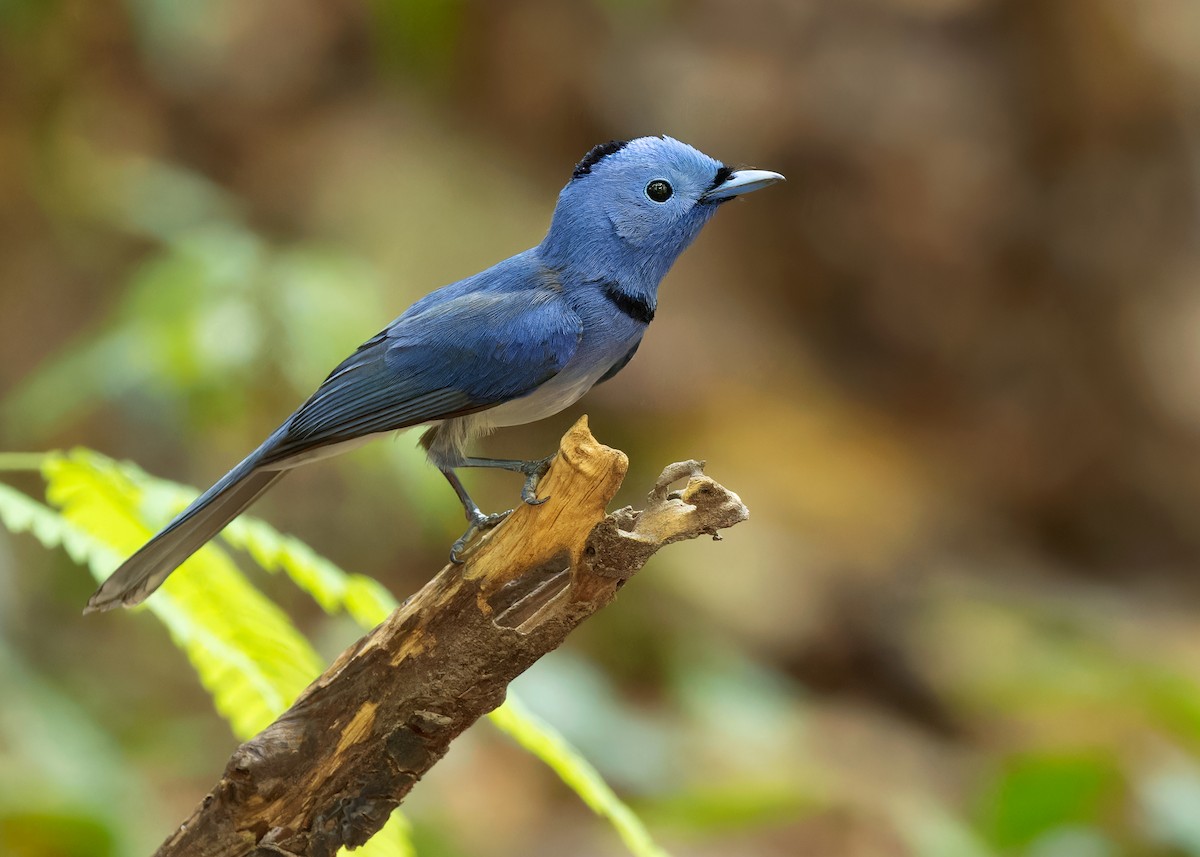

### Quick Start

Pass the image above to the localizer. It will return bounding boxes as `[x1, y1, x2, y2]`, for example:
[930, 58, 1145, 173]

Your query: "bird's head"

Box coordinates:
[540, 136, 784, 287]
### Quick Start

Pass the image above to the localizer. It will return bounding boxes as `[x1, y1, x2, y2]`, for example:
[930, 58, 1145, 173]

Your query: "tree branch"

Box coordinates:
[155, 416, 749, 857]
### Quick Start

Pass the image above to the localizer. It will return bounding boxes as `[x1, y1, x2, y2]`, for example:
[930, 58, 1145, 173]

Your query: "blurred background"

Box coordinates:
[2, 0, 1200, 855]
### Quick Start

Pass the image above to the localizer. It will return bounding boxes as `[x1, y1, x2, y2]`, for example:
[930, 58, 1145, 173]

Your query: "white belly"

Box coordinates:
[419, 322, 643, 467]
[482, 359, 611, 428]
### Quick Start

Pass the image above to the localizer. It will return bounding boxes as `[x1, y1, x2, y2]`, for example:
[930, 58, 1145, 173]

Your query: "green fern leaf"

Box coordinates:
[0, 478, 119, 576]
[220, 514, 399, 625]
[42, 450, 323, 737]
[2, 448, 663, 857]
[489, 695, 671, 857]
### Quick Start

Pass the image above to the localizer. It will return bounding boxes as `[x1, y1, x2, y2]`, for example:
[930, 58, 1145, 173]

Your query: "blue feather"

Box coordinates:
[86, 136, 783, 611]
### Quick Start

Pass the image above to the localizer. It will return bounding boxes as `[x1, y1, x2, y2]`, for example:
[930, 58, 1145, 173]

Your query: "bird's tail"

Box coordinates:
[84, 450, 287, 613]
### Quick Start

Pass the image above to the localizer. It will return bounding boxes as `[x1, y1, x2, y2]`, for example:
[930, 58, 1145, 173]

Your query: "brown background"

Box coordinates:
[2, 1, 1199, 855]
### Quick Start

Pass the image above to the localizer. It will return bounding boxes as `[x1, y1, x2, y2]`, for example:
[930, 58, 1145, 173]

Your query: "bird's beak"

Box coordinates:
[701, 168, 786, 202]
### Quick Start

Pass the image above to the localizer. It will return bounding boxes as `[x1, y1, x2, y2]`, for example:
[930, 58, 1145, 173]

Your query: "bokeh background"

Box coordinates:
[3, 1, 1200, 855]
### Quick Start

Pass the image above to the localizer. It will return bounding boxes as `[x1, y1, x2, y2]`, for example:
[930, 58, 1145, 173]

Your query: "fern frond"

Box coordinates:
[489, 695, 671, 857]
[220, 515, 399, 625]
[42, 450, 323, 737]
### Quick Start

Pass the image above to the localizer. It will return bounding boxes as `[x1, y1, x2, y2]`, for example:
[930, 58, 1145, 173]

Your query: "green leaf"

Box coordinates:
[976, 751, 1124, 849]
[35, 451, 417, 854]
[489, 695, 671, 857]
[2, 448, 667, 857]
[220, 514, 399, 625]
[0, 478, 107, 569]
[41, 450, 324, 738]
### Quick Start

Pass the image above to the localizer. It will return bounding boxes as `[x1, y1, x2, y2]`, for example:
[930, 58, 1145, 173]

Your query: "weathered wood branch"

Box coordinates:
[155, 416, 749, 857]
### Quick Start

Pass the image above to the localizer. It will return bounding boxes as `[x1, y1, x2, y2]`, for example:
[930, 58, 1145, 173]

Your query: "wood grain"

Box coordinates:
[155, 416, 748, 857]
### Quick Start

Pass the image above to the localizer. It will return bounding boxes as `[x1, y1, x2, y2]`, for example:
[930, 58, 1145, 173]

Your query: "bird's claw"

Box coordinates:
[445, 455, 554, 562]
[449, 509, 511, 564]
[519, 456, 555, 506]
[521, 478, 548, 506]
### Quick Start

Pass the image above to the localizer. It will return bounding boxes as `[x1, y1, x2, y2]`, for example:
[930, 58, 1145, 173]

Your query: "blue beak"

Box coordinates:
[701, 168, 786, 202]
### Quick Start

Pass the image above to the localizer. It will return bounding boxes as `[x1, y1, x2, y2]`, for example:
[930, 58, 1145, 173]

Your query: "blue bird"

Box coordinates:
[85, 136, 783, 612]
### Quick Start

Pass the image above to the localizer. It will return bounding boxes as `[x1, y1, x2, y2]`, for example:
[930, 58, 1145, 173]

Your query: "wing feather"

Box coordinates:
[261, 289, 581, 464]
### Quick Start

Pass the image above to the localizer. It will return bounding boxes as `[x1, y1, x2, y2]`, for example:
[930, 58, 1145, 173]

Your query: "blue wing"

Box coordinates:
[85, 270, 581, 612]
[262, 287, 582, 464]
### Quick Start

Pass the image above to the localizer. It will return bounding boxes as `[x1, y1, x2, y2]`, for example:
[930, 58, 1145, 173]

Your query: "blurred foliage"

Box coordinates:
[0, 450, 669, 856]
[490, 695, 669, 857]
[2, 0, 1200, 855]
[0, 453, 414, 855]
[3, 153, 387, 444]
[976, 751, 1123, 851]
[0, 640, 150, 857]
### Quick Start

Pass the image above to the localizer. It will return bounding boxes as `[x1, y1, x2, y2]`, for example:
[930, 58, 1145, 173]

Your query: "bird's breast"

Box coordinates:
[484, 325, 640, 428]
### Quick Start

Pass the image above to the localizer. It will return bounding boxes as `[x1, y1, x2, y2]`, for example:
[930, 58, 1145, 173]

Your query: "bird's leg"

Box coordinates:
[440, 468, 511, 564]
[455, 454, 556, 506]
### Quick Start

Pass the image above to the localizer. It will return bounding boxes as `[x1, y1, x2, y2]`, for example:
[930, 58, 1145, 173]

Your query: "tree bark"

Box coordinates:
[155, 416, 749, 857]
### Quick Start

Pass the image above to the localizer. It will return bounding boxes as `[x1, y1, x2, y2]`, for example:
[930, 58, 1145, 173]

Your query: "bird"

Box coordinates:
[85, 135, 784, 613]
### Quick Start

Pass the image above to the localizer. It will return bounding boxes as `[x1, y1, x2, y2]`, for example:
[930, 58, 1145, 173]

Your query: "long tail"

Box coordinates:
[85, 447, 287, 613]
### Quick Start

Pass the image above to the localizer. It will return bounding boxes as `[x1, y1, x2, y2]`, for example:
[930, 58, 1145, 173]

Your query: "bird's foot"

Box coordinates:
[518, 455, 556, 506]
[449, 508, 512, 564]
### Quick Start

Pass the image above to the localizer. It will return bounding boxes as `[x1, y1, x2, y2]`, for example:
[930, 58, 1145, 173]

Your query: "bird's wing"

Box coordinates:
[261, 289, 582, 464]
[595, 339, 641, 385]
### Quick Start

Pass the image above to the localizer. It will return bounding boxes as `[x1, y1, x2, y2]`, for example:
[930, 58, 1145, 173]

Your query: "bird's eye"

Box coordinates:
[645, 179, 673, 203]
